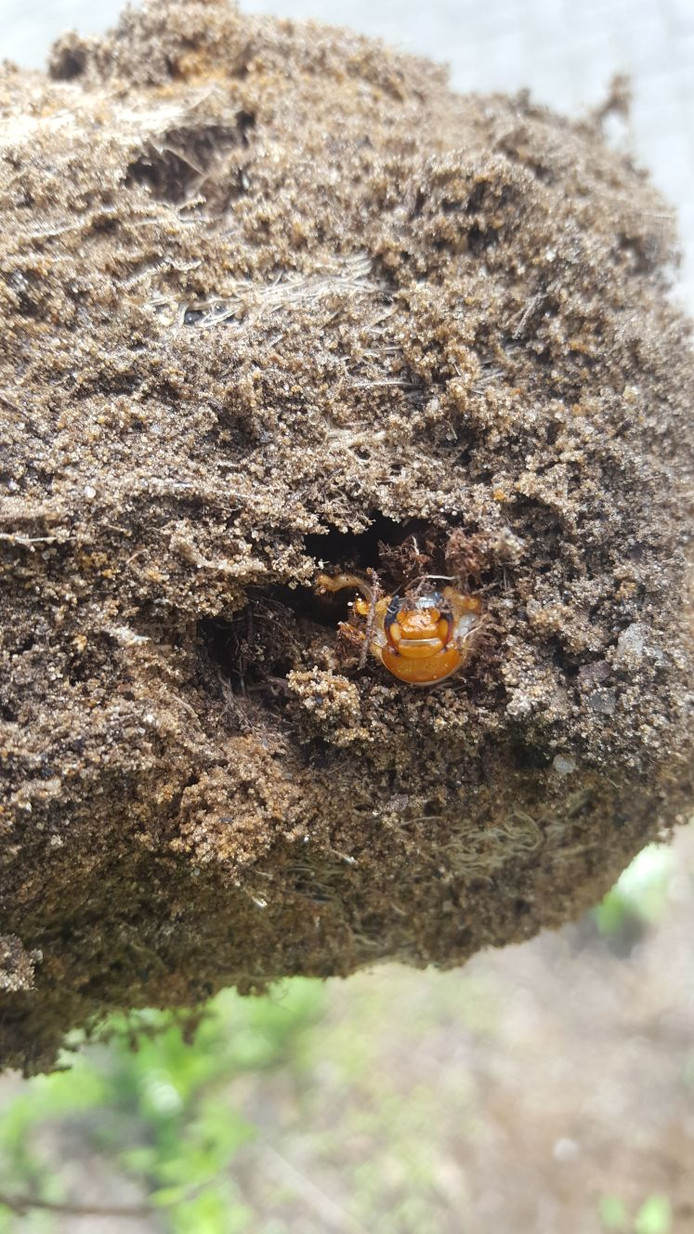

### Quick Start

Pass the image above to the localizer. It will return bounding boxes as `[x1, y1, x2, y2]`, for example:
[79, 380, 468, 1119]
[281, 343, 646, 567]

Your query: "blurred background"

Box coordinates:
[1, 1, 693, 1231]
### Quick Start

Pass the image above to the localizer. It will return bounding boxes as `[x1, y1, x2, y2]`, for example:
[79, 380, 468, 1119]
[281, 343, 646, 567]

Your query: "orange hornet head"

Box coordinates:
[315, 572, 482, 686]
[381, 591, 463, 684]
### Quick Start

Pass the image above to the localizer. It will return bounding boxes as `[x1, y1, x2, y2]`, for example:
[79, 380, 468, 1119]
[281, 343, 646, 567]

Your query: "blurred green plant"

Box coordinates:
[592, 844, 674, 945]
[0, 979, 325, 1232]
[599, 1194, 630, 1232]
[634, 1194, 672, 1234]
[598, 1193, 673, 1234]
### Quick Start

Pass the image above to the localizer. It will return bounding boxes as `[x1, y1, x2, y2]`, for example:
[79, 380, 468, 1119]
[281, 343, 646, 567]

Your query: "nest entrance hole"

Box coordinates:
[307, 512, 438, 584]
[198, 513, 441, 693]
[305, 513, 408, 573]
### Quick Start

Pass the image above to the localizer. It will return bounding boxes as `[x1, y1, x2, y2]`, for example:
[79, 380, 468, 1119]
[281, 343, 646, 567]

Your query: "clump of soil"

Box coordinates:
[0, 0, 692, 1072]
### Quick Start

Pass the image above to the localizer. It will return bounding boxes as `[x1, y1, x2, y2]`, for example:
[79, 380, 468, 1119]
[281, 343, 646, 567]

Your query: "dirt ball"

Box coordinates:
[0, 0, 692, 1071]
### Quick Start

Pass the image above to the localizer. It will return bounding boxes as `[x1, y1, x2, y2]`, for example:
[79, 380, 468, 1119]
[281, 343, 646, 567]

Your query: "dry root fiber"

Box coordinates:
[0, 0, 692, 1072]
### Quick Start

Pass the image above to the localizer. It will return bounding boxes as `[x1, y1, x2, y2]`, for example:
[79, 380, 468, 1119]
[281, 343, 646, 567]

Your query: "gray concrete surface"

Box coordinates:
[1, 0, 693, 308]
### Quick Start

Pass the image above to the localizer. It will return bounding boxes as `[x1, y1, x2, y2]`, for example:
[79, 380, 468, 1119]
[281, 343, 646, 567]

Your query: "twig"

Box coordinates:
[0, 532, 65, 549]
[360, 570, 381, 669]
[512, 292, 546, 340]
[0, 1190, 152, 1219]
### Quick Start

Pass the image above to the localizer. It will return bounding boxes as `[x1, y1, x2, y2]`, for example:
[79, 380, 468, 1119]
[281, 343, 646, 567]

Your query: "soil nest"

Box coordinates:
[0, 0, 692, 1072]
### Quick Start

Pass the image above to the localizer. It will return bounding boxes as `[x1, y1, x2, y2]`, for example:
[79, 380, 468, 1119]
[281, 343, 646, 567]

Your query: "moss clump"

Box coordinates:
[0, 0, 692, 1070]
